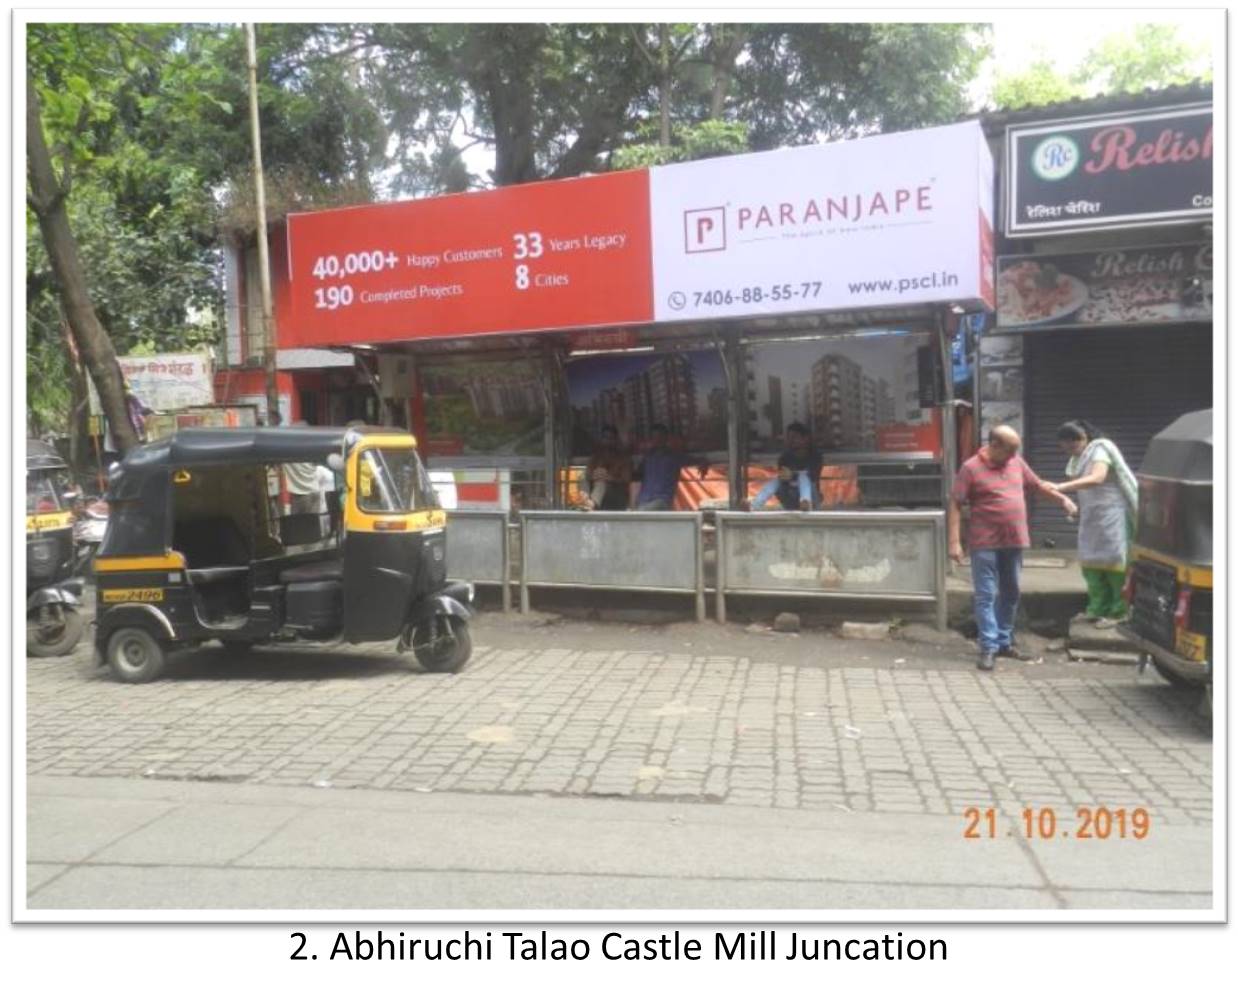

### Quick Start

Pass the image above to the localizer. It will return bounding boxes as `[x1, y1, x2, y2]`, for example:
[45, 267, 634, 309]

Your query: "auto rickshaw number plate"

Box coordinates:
[27, 513, 73, 531]
[102, 588, 165, 603]
[1175, 630, 1207, 661]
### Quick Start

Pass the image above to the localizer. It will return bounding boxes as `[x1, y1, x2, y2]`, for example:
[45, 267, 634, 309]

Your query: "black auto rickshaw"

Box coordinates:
[27, 440, 86, 656]
[94, 426, 474, 682]
[1119, 410, 1212, 694]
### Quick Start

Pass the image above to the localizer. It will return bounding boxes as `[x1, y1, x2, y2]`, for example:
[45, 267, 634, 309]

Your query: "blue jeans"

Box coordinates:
[971, 548, 1022, 654]
[752, 470, 812, 509]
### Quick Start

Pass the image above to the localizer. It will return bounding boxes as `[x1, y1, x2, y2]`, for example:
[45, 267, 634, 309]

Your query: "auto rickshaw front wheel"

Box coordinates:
[26, 604, 85, 658]
[409, 616, 472, 673]
[106, 627, 167, 683]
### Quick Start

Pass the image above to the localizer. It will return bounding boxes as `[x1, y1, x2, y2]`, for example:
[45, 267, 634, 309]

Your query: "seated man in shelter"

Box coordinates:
[582, 424, 633, 511]
[748, 422, 822, 511]
[630, 424, 711, 511]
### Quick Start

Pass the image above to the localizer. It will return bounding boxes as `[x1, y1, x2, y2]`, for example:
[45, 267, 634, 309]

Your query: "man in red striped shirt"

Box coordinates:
[949, 425, 1077, 671]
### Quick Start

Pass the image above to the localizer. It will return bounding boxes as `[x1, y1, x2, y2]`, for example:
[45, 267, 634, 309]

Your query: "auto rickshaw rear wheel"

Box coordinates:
[1146, 655, 1194, 689]
[26, 604, 85, 658]
[106, 626, 167, 683]
[410, 616, 472, 673]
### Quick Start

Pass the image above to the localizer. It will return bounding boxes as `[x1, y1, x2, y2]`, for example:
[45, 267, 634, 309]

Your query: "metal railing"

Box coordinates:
[444, 509, 948, 628]
[445, 510, 512, 612]
[518, 510, 706, 620]
[713, 510, 947, 629]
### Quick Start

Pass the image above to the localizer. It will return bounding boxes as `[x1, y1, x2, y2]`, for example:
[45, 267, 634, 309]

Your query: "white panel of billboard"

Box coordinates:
[649, 121, 993, 322]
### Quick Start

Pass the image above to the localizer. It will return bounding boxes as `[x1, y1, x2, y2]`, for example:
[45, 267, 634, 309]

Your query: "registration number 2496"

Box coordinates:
[102, 588, 164, 603]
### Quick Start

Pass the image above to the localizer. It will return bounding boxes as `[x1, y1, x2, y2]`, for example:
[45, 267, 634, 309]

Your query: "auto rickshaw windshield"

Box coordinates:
[356, 446, 439, 513]
[27, 473, 65, 514]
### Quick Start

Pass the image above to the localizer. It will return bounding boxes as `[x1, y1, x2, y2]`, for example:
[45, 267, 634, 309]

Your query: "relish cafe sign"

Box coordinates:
[282, 121, 994, 348]
[1005, 104, 1212, 236]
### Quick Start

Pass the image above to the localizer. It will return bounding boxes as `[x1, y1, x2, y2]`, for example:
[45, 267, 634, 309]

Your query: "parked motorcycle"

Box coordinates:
[27, 441, 86, 657]
[72, 495, 109, 577]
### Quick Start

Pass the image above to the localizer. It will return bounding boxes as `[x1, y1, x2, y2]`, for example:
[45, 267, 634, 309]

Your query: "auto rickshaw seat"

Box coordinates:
[278, 560, 343, 584]
[186, 566, 251, 585]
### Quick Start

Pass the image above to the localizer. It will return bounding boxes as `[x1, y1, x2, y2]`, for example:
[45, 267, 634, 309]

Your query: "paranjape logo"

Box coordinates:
[682, 185, 937, 254]
[683, 207, 727, 253]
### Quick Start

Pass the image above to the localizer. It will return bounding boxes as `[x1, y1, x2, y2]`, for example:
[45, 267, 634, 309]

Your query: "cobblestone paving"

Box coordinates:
[27, 638, 1212, 826]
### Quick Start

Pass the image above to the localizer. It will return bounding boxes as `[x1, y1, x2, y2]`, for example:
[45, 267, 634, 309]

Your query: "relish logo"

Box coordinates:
[1031, 135, 1079, 181]
[684, 207, 726, 253]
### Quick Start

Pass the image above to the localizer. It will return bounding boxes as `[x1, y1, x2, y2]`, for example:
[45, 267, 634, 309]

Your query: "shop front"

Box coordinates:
[221, 119, 997, 622]
[983, 90, 1213, 548]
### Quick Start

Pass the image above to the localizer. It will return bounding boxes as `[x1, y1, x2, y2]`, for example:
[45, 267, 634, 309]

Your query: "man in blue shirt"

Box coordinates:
[631, 424, 711, 511]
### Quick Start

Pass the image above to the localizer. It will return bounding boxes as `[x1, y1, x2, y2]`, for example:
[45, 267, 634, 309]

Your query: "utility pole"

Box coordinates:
[245, 23, 281, 425]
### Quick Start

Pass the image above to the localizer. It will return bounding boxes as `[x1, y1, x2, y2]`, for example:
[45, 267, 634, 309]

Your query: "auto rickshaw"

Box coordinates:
[27, 440, 87, 656]
[94, 426, 474, 683]
[1118, 409, 1212, 694]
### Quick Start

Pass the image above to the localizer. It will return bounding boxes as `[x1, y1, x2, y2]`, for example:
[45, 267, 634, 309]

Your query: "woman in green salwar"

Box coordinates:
[1052, 420, 1139, 628]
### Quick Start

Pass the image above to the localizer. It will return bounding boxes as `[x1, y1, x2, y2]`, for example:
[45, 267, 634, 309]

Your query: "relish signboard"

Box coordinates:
[649, 121, 994, 322]
[284, 169, 654, 345]
[996, 244, 1213, 330]
[1005, 104, 1213, 236]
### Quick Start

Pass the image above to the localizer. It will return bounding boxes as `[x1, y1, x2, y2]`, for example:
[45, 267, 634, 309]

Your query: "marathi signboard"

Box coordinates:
[650, 121, 994, 322]
[1005, 104, 1213, 236]
[280, 122, 995, 348]
[88, 352, 214, 414]
[996, 244, 1213, 330]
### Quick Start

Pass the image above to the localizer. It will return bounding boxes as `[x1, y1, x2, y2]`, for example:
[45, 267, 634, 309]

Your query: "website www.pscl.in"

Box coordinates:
[847, 270, 960, 295]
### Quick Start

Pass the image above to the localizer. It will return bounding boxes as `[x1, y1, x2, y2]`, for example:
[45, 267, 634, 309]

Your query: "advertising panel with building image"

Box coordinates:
[566, 349, 728, 457]
[416, 358, 546, 459]
[745, 333, 940, 457]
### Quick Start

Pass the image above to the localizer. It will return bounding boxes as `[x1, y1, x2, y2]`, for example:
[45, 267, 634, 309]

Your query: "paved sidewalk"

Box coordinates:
[28, 623, 1213, 825]
[24, 775, 1214, 913]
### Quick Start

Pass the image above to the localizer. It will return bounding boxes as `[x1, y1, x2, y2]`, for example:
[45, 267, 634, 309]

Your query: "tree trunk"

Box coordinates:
[709, 26, 748, 119]
[26, 78, 138, 453]
[59, 313, 90, 476]
[659, 25, 671, 147]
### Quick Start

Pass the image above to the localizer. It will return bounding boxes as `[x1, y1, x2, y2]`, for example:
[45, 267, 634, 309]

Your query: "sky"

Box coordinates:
[990, 13, 1215, 71]
[976, 13, 1216, 105]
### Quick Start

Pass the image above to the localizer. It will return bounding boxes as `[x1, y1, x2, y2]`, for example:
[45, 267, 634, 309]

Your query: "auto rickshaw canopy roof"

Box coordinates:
[100, 426, 413, 559]
[27, 439, 68, 472]
[1138, 409, 1212, 483]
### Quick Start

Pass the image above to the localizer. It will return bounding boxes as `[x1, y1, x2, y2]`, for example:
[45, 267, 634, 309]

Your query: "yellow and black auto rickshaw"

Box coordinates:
[94, 426, 473, 682]
[27, 440, 87, 656]
[1119, 409, 1212, 693]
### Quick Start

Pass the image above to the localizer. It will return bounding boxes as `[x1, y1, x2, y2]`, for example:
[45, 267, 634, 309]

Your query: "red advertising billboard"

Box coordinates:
[284, 170, 654, 346]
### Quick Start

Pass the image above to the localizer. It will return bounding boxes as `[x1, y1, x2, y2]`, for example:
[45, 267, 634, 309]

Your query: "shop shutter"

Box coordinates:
[1024, 325, 1212, 551]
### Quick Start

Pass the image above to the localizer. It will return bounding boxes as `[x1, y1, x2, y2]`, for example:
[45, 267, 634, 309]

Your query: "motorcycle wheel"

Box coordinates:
[27, 604, 86, 657]
[410, 616, 472, 673]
